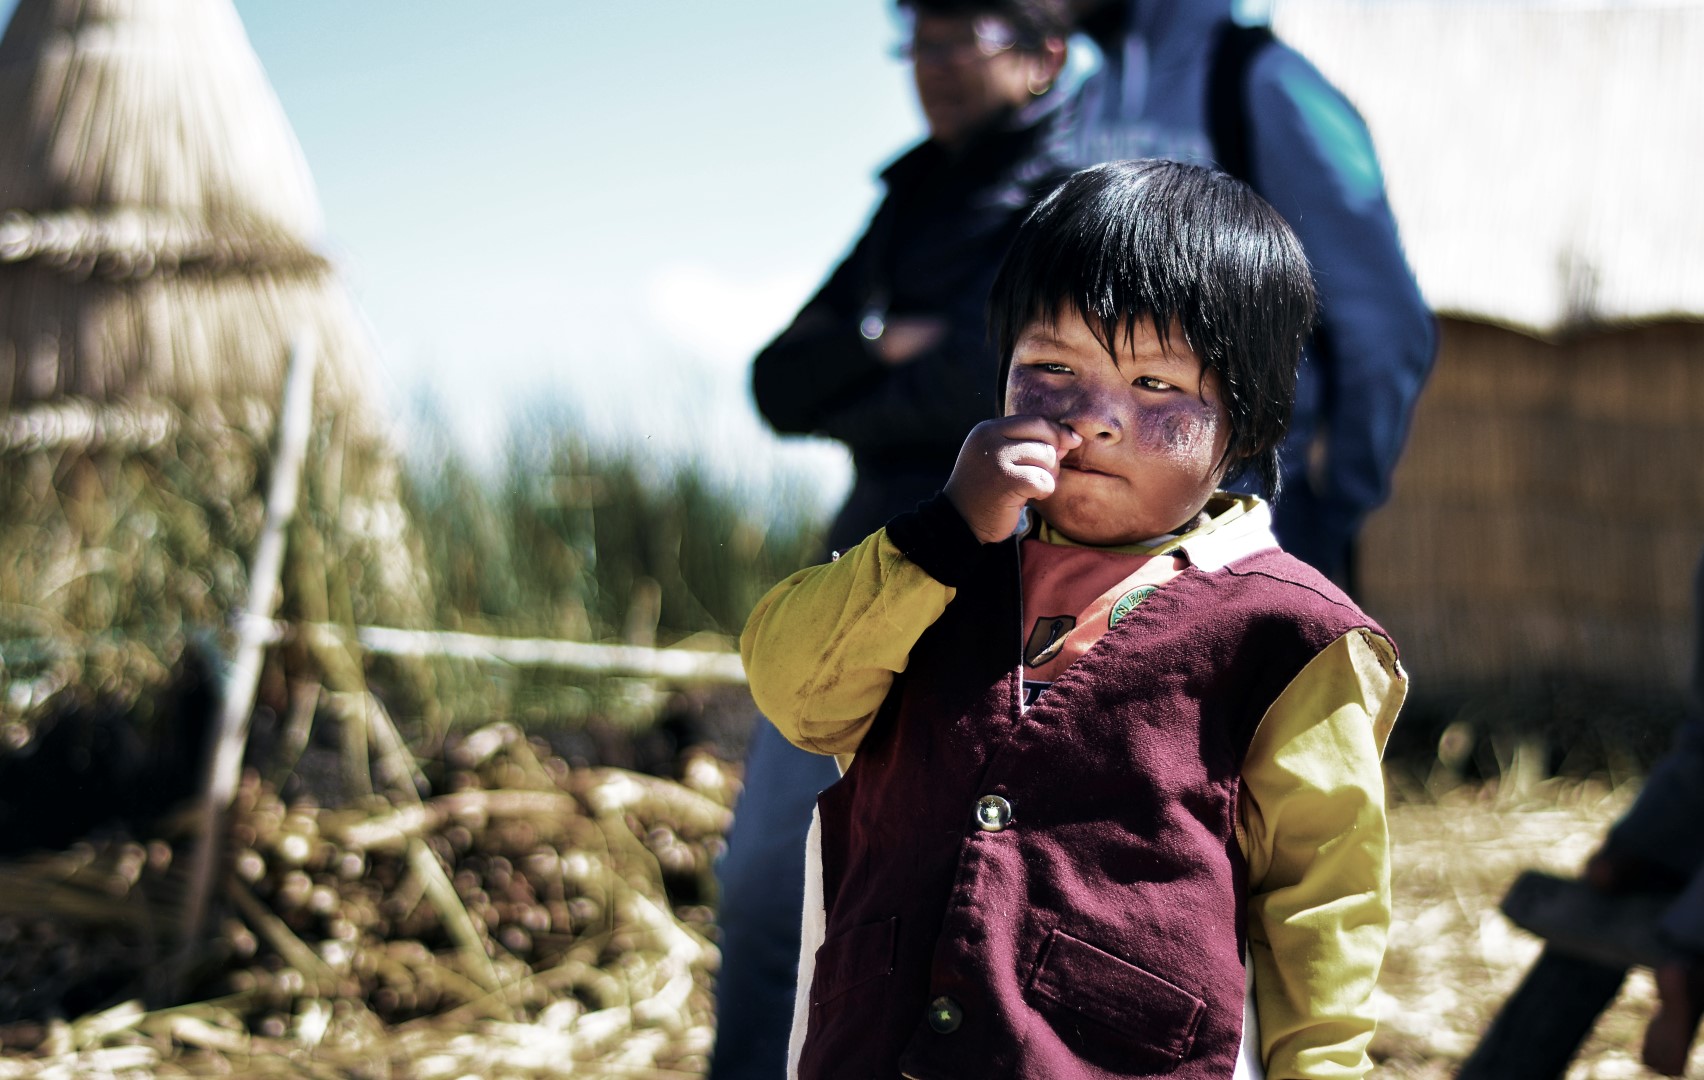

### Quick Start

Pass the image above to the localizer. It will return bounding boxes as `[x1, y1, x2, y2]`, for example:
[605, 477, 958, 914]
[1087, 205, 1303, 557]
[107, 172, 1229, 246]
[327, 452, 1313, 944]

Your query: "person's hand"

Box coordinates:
[944, 416, 1082, 543]
[871, 317, 947, 365]
[1644, 958, 1704, 1076]
[1582, 847, 1688, 895]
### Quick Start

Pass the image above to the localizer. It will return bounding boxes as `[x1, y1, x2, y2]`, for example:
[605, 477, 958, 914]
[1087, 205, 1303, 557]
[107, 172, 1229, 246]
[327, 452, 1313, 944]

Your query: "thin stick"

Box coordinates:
[224, 880, 341, 997]
[346, 689, 428, 802]
[174, 332, 318, 989]
[254, 621, 748, 684]
[265, 680, 320, 790]
[339, 689, 374, 801]
[405, 838, 512, 1012]
[331, 623, 747, 684]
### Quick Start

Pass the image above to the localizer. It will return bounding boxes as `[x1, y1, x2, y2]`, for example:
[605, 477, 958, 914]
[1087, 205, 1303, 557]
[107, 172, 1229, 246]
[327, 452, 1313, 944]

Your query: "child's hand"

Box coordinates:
[944, 416, 1083, 543]
[870, 316, 946, 366]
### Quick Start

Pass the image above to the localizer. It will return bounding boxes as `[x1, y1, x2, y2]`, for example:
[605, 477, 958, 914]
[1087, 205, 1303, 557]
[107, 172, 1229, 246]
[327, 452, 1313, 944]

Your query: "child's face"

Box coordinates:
[1004, 308, 1232, 545]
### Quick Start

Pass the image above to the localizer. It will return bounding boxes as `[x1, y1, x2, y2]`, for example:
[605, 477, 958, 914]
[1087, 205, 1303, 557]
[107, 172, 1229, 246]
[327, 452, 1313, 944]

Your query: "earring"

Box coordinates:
[1027, 73, 1052, 96]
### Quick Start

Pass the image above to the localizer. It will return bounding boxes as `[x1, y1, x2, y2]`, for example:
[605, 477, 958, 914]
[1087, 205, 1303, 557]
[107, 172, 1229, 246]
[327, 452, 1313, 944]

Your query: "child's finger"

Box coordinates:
[1006, 462, 1059, 501]
[946, 419, 1069, 542]
[1003, 439, 1061, 476]
[1000, 444, 1063, 499]
[998, 414, 1083, 452]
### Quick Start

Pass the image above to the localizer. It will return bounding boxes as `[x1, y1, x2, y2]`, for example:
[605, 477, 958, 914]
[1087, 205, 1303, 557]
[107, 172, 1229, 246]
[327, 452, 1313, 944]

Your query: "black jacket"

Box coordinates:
[752, 100, 1070, 553]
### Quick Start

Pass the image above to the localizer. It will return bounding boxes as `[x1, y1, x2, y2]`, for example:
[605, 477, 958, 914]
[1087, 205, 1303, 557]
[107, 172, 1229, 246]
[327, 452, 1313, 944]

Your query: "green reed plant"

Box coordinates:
[401, 409, 827, 650]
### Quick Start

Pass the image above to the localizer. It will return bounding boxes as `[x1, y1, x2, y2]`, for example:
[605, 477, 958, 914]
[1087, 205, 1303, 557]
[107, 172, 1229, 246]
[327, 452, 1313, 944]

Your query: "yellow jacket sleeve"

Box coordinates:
[740, 527, 955, 757]
[1240, 628, 1406, 1080]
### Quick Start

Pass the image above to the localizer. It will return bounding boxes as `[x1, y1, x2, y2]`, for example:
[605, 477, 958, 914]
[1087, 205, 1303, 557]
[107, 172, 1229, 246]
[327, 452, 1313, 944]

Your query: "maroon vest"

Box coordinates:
[801, 538, 1388, 1080]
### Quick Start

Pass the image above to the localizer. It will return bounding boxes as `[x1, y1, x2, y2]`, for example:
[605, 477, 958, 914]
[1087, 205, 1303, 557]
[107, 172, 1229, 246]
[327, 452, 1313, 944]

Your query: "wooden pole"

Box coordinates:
[242, 622, 749, 685]
[242, 621, 748, 684]
[171, 333, 318, 994]
[331, 624, 748, 685]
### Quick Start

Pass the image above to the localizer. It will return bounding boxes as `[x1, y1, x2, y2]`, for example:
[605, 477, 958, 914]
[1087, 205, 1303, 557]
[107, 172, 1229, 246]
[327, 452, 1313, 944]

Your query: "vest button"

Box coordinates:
[927, 995, 963, 1034]
[975, 794, 1012, 832]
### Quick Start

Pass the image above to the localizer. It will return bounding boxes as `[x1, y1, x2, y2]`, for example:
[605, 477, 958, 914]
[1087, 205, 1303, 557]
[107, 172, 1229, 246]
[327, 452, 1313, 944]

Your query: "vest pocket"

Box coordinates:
[1027, 928, 1206, 1069]
[812, 916, 897, 1005]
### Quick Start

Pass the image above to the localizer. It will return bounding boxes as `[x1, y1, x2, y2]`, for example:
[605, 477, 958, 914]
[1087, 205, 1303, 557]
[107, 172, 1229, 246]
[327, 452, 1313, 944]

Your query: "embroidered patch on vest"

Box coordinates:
[1024, 614, 1076, 668]
[1108, 585, 1157, 628]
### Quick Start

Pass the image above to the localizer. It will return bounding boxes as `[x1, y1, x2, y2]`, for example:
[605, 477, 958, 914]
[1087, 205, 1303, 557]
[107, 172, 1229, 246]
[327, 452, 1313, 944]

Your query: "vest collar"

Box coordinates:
[1028, 491, 1277, 570]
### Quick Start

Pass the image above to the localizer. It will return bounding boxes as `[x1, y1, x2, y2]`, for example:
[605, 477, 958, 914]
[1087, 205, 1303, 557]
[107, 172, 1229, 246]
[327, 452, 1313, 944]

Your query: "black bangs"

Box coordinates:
[988, 159, 1317, 497]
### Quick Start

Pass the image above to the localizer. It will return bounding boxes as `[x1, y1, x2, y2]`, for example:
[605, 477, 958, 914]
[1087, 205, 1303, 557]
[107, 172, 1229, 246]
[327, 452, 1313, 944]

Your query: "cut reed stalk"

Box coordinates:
[178, 333, 317, 974]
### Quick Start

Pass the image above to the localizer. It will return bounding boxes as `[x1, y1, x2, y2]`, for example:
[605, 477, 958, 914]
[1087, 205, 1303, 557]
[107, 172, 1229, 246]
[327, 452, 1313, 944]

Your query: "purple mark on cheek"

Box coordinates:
[1004, 376, 1072, 420]
[1133, 398, 1219, 460]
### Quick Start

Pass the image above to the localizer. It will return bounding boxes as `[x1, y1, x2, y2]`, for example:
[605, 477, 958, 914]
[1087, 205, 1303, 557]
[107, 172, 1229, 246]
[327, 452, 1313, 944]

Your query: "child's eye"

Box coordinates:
[1030, 361, 1073, 375]
[1133, 376, 1175, 391]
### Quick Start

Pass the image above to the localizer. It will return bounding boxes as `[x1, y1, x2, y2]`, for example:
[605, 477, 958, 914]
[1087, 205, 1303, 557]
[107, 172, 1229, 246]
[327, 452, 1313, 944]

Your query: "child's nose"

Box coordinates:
[1060, 399, 1122, 443]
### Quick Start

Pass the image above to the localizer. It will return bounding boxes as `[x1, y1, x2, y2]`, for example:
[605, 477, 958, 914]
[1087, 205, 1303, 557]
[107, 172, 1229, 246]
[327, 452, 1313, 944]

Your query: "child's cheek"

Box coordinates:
[1004, 377, 1070, 420]
[1132, 398, 1222, 463]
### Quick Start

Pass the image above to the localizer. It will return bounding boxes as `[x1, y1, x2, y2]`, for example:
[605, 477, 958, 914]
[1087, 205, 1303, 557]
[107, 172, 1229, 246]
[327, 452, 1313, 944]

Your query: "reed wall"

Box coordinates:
[1360, 318, 1704, 691]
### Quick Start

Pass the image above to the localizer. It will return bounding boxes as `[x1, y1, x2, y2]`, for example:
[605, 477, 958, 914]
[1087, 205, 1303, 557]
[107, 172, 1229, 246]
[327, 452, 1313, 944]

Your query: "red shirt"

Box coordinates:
[1019, 538, 1187, 706]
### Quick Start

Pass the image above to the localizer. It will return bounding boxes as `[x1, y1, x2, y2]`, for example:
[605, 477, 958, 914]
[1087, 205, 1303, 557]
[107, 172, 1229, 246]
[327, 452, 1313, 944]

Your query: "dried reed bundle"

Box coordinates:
[0, 0, 383, 429]
[0, 722, 733, 1078]
[0, 208, 321, 280]
[0, 402, 434, 739]
[0, 398, 176, 455]
[0, 266, 379, 420]
[0, 0, 436, 735]
[0, 0, 322, 240]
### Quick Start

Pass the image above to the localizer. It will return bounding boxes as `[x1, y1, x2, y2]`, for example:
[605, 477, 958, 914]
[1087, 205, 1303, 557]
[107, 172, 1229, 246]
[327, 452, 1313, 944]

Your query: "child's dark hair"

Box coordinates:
[989, 159, 1317, 497]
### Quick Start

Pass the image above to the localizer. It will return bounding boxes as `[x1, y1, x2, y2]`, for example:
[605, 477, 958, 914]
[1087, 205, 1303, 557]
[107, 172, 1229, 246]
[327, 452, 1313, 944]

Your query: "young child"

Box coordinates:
[740, 160, 1405, 1080]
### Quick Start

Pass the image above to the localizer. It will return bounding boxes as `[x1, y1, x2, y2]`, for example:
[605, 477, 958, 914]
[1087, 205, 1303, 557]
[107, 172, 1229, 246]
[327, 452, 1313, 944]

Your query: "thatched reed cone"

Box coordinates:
[0, 0, 434, 731]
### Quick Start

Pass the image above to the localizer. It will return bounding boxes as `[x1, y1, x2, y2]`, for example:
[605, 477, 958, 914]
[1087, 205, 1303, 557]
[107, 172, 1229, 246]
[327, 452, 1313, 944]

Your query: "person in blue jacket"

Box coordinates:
[1061, 0, 1435, 588]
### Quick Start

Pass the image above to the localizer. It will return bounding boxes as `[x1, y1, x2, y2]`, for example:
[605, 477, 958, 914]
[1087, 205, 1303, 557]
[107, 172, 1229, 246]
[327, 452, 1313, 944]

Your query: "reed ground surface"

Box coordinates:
[1375, 773, 1698, 1079]
[0, 691, 1693, 1078]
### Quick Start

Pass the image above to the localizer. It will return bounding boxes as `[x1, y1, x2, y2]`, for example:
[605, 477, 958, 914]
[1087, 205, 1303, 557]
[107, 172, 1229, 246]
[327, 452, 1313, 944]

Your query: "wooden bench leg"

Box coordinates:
[1457, 947, 1628, 1080]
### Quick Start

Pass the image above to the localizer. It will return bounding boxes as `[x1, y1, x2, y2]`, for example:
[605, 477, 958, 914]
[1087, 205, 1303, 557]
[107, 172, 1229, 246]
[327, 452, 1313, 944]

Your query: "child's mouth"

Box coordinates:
[1061, 455, 1111, 477]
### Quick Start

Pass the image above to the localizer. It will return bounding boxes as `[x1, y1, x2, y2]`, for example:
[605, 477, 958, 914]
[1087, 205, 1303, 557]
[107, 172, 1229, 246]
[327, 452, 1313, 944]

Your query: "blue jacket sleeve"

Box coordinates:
[749, 200, 1002, 454]
[1244, 44, 1436, 545]
[750, 216, 889, 437]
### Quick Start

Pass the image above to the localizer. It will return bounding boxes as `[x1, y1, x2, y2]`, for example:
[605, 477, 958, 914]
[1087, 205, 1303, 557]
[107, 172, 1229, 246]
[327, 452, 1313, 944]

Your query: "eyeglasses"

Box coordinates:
[892, 16, 1023, 65]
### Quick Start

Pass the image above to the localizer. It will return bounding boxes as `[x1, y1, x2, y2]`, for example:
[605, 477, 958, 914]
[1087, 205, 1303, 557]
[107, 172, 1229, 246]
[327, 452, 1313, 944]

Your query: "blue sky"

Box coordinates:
[227, 3, 924, 495]
[1, 0, 927, 498]
[0, 0, 1682, 496]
